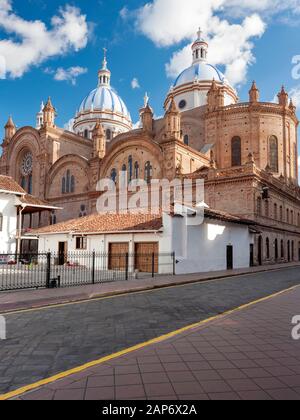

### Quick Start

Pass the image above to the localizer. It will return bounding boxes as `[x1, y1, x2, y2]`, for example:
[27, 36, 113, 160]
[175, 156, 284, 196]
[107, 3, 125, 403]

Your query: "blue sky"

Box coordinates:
[0, 0, 300, 132]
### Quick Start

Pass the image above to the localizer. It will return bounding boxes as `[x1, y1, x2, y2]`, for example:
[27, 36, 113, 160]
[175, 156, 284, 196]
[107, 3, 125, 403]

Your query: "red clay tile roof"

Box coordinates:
[31, 212, 163, 235]
[0, 175, 25, 194]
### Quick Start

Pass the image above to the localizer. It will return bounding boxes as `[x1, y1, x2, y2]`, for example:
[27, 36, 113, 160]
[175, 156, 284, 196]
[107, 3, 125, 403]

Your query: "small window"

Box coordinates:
[76, 237, 87, 250]
[84, 129, 89, 139]
[269, 135, 278, 173]
[231, 137, 242, 167]
[184, 135, 189, 146]
[106, 129, 112, 140]
[145, 161, 153, 184]
[178, 100, 187, 110]
[111, 168, 117, 183]
[0, 213, 3, 231]
[134, 162, 139, 179]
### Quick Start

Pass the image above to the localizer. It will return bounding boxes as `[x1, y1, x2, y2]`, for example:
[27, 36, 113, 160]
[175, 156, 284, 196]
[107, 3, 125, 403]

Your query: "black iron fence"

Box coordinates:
[0, 251, 176, 292]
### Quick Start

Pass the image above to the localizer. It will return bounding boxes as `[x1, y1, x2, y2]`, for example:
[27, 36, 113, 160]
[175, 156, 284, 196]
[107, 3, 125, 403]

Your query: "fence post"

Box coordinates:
[46, 252, 51, 288]
[92, 251, 95, 284]
[125, 253, 129, 281]
[152, 253, 155, 278]
[172, 252, 176, 276]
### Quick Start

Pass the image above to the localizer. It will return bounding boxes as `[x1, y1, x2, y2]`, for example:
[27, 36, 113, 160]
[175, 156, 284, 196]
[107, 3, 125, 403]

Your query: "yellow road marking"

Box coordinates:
[0, 284, 298, 401]
[2, 265, 299, 316]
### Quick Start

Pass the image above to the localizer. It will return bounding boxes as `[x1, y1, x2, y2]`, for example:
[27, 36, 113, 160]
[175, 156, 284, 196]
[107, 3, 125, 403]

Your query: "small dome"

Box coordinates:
[174, 62, 228, 88]
[79, 86, 131, 121]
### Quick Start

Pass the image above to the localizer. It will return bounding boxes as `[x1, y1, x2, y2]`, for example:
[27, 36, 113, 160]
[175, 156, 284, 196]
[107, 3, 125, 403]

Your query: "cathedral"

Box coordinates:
[0, 29, 299, 266]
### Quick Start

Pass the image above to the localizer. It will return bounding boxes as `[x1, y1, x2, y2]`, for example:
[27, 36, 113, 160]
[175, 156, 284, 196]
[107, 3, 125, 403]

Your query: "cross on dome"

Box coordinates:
[197, 27, 203, 40]
[102, 47, 108, 70]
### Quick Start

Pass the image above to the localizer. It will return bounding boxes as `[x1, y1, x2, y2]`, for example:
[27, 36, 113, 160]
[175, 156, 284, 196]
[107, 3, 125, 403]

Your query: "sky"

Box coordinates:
[0, 0, 300, 136]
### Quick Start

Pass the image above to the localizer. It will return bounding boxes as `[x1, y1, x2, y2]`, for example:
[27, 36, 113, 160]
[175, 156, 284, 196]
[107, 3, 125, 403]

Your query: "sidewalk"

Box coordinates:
[7, 284, 300, 400]
[0, 262, 299, 313]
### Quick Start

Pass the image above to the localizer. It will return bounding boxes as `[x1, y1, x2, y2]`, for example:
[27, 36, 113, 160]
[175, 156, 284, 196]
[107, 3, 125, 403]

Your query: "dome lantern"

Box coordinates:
[192, 28, 208, 64]
[98, 48, 111, 87]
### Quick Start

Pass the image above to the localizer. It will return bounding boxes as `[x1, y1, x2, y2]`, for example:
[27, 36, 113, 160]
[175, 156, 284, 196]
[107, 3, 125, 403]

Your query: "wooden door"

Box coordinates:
[108, 243, 129, 270]
[135, 243, 159, 273]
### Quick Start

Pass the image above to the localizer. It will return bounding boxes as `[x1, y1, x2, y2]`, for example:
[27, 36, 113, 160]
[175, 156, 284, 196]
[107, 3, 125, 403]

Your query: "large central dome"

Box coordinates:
[73, 51, 132, 140]
[79, 85, 131, 120]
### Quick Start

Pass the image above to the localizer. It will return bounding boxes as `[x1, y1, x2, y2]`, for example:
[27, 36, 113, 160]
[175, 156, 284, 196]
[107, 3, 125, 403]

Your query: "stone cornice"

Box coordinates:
[40, 126, 93, 148]
[205, 102, 299, 125]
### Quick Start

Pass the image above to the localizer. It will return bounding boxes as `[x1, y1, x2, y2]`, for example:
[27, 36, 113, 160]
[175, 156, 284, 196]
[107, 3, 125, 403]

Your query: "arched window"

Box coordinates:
[269, 135, 278, 173]
[70, 176, 75, 193]
[20, 151, 33, 194]
[291, 210, 294, 225]
[84, 129, 89, 139]
[184, 135, 189, 146]
[21, 177, 26, 190]
[79, 204, 87, 218]
[66, 170, 71, 193]
[145, 161, 153, 184]
[134, 162, 139, 179]
[280, 205, 283, 221]
[128, 156, 133, 182]
[231, 137, 242, 167]
[266, 238, 270, 259]
[111, 168, 117, 183]
[106, 129, 111, 141]
[50, 211, 57, 226]
[62, 170, 75, 194]
[0, 213, 3, 231]
[62, 177, 66, 194]
[286, 209, 289, 224]
[28, 174, 33, 195]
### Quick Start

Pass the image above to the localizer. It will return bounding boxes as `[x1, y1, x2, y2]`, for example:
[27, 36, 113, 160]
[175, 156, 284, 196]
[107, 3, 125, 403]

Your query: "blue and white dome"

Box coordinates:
[73, 51, 132, 138]
[79, 86, 131, 120]
[174, 62, 228, 88]
[165, 29, 237, 111]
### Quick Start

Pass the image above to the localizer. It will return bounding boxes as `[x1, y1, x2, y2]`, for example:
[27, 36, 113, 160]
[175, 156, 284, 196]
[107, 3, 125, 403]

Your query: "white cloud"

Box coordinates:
[289, 85, 300, 107]
[0, 0, 89, 78]
[45, 66, 87, 85]
[131, 77, 140, 89]
[129, 0, 295, 86]
[224, 0, 300, 17]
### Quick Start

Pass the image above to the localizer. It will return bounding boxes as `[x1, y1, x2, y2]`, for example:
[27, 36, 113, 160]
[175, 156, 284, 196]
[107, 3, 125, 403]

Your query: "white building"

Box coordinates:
[0, 175, 59, 254]
[30, 204, 255, 275]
